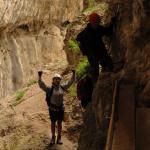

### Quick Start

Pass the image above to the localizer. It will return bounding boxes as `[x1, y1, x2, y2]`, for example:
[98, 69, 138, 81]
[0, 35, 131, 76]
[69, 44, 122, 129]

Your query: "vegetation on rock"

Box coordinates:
[68, 39, 80, 54]
[76, 57, 90, 80]
[12, 88, 28, 106]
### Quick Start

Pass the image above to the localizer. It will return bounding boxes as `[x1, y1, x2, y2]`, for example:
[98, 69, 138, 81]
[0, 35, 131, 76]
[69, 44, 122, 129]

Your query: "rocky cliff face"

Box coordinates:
[110, 0, 150, 99]
[78, 0, 150, 149]
[0, 0, 83, 99]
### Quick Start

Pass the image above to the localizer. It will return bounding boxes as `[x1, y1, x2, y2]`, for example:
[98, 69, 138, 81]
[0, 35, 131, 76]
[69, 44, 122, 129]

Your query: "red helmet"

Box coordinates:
[89, 12, 101, 24]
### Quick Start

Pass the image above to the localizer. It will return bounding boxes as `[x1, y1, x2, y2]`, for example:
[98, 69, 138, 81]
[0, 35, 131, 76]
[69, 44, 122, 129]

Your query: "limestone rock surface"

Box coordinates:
[0, 0, 83, 98]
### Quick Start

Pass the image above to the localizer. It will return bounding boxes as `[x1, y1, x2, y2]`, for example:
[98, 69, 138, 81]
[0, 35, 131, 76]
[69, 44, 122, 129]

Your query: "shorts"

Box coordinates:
[49, 109, 64, 122]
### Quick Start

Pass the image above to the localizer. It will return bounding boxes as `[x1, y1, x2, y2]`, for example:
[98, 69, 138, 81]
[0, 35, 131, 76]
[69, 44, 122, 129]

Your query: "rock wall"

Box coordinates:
[78, 73, 114, 150]
[0, 0, 83, 99]
[110, 0, 150, 99]
[78, 0, 150, 149]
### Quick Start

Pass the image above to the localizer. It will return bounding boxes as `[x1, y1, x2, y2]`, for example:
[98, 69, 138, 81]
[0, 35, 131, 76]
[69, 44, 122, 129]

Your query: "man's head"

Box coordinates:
[89, 12, 101, 28]
[52, 73, 62, 86]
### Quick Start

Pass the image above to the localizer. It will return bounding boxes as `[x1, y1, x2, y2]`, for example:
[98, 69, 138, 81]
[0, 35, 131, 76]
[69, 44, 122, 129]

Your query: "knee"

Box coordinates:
[57, 121, 62, 125]
[51, 122, 56, 126]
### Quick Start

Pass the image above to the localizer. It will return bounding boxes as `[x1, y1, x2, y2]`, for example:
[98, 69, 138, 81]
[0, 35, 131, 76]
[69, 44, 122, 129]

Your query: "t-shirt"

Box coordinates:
[50, 86, 64, 106]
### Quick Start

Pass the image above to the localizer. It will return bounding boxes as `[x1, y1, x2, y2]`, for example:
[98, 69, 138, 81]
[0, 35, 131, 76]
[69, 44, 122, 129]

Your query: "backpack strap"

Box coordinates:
[60, 85, 68, 92]
[45, 86, 54, 107]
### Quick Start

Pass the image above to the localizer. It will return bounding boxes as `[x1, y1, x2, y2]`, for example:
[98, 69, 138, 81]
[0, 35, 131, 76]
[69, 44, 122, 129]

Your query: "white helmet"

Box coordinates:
[53, 73, 62, 79]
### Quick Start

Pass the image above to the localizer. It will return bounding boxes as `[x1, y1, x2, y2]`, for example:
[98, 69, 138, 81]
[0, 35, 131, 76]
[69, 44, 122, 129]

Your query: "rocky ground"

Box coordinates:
[0, 57, 83, 150]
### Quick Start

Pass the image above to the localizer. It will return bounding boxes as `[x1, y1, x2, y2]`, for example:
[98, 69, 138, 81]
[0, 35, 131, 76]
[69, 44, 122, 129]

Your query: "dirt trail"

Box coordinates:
[0, 59, 82, 150]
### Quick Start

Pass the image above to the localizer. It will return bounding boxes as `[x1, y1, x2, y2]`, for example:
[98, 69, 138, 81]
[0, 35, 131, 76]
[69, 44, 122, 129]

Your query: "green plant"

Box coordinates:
[27, 80, 37, 87]
[84, 2, 108, 13]
[12, 88, 28, 106]
[76, 57, 90, 80]
[88, 0, 95, 8]
[69, 84, 77, 97]
[15, 89, 26, 101]
[68, 39, 80, 53]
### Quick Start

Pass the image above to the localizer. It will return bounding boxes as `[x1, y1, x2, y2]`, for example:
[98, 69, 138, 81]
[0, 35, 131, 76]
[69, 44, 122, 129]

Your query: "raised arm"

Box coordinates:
[38, 71, 49, 92]
[62, 70, 75, 90]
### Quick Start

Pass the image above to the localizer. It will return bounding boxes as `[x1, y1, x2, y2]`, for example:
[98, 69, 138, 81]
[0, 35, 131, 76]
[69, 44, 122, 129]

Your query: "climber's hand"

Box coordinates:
[38, 71, 43, 78]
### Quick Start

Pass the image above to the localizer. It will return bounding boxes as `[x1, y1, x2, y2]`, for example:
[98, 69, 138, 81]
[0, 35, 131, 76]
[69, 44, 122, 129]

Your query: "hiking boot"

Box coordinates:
[56, 135, 63, 144]
[50, 136, 55, 145]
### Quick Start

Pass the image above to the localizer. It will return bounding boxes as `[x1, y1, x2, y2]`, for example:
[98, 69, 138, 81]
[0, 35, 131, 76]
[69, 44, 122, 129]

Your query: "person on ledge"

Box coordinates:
[76, 12, 115, 84]
[38, 70, 75, 145]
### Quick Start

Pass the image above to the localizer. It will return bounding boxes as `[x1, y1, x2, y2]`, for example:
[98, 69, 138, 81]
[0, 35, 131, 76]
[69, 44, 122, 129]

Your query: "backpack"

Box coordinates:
[76, 30, 87, 55]
[77, 76, 93, 101]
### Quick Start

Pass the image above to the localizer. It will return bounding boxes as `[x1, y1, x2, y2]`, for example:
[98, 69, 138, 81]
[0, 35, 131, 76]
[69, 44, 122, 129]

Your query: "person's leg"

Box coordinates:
[51, 121, 56, 138]
[87, 55, 99, 84]
[49, 110, 57, 144]
[50, 121, 56, 144]
[56, 110, 64, 144]
[81, 99, 91, 109]
[57, 121, 63, 144]
[106, 54, 113, 71]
